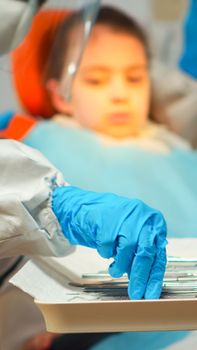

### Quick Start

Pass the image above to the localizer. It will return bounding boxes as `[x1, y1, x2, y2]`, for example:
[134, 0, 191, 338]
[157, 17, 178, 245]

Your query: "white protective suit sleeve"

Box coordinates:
[0, 139, 72, 258]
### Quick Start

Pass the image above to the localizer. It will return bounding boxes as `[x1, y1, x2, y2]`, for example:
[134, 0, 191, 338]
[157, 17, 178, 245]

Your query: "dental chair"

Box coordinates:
[12, 8, 70, 119]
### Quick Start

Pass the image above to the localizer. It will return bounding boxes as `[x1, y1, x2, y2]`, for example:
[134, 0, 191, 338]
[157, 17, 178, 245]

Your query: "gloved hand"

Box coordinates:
[52, 186, 167, 300]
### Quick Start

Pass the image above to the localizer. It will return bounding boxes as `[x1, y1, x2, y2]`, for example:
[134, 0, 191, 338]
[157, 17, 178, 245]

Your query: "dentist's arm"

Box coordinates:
[0, 139, 167, 300]
[0, 139, 71, 258]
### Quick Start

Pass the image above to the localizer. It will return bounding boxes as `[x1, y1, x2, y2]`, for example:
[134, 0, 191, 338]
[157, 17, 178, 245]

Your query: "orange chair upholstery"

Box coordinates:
[12, 9, 70, 118]
[0, 113, 38, 140]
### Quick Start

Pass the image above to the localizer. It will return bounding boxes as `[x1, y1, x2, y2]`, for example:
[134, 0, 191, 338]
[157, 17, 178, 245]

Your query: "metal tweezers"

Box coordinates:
[72, 257, 197, 299]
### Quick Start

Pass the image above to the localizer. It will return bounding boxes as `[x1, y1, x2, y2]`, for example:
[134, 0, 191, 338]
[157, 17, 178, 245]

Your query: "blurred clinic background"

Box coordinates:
[0, 0, 188, 112]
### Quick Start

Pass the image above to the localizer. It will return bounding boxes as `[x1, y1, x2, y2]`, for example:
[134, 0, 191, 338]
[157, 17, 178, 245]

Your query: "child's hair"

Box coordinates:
[45, 5, 150, 82]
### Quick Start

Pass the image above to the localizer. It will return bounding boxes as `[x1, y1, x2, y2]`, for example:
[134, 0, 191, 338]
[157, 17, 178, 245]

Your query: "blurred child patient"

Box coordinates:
[47, 6, 151, 140]
[2, 5, 197, 350]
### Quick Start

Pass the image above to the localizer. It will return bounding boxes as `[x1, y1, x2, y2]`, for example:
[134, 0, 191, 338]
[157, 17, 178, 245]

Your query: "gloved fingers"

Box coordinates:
[128, 245, 156, 299]
[144, 247, 167, 299]
[108, 236, 135, 278]
[137, 212, 167, 248]
[108, 209, 167, 289]
[97, 241, 116, 259]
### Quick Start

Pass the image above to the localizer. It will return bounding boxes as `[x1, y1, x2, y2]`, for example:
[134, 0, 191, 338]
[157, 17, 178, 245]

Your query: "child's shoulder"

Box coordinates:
[148, 121, 191, 152]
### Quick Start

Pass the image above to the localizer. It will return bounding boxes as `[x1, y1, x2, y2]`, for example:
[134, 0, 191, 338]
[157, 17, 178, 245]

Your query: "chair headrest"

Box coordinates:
[12, 9, 70, 118]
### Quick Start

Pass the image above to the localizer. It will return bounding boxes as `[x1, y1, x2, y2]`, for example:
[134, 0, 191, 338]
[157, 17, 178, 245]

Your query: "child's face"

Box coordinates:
[59, 24, 151, 138]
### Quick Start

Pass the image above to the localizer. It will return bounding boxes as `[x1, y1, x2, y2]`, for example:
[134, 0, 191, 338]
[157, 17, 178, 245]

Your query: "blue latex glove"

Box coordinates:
[52, 186, 167, 300]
